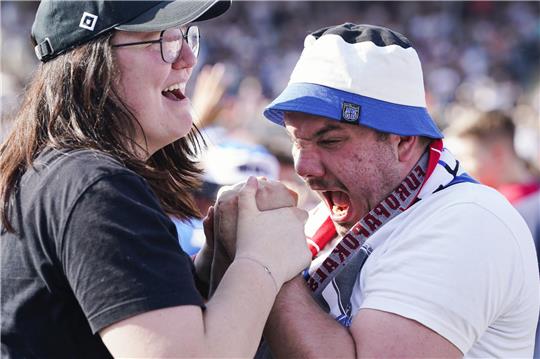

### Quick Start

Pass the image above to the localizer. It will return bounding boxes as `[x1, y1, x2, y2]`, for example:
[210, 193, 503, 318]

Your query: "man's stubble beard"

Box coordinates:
[335, 146, 402, 238]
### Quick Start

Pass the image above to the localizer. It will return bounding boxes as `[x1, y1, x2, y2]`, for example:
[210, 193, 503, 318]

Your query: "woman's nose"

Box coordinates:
[172, 39, 196, 70]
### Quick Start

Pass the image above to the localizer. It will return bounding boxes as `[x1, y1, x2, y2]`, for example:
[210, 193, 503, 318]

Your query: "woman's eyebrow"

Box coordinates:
[120, 30, 160, 42]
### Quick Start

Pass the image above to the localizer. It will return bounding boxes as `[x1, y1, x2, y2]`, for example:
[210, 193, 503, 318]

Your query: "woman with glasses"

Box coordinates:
[0, 1, 310, 358]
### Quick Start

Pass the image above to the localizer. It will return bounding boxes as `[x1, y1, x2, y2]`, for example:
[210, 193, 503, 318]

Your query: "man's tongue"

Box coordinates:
[330, 191, 351, 219]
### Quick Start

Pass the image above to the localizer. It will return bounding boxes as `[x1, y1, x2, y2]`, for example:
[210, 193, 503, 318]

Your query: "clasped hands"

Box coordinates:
[195, 177, 311, 296]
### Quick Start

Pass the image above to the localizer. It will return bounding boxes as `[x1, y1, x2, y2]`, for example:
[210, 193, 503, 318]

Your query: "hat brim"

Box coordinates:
[264, 82, 443, 139]
[116, 0, 230, 32]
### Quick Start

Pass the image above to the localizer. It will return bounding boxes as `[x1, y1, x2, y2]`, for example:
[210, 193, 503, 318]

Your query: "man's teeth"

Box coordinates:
[163, 83, 182, 92]
[332, 204, 347, 214]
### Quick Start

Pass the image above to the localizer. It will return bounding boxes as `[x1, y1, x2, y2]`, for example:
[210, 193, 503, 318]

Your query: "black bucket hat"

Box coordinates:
[32, 0, 231, 62]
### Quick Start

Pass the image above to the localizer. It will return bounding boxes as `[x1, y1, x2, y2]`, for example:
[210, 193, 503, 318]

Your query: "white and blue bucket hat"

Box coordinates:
[264, 23, 443, 139]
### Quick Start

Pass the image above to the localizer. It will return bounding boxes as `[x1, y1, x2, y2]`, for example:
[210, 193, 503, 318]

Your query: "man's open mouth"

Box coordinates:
[162, 82, 185, 101]
[322, 190, 352, 222]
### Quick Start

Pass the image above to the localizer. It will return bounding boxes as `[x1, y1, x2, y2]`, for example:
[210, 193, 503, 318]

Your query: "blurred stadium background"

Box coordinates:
[1, 1, 539, 169]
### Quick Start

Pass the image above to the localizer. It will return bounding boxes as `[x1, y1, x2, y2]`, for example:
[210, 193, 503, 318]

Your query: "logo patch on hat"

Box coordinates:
[79, 12, 98, 31]
[341, 102, 361, 123]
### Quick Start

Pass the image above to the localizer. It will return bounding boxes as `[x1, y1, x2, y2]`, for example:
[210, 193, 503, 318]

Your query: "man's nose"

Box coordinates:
[294, 147, 325, 179]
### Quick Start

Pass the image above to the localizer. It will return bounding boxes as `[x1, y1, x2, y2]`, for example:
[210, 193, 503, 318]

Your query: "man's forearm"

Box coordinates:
[193, 242, 213, 298]
[264, 276, 356, 358]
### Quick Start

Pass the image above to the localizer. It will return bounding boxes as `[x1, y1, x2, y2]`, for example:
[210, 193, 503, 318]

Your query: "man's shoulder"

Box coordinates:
[406, 182, 532, 242]
[425, 181, 519, 216]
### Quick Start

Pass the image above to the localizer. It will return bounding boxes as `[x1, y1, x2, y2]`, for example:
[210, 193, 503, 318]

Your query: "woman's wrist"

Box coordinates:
[233, 256, 281, 294]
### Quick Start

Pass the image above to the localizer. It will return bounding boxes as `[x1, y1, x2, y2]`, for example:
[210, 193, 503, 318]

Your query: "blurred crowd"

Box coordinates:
[199, 1, 540, 165]
[2, 1, 540, 209]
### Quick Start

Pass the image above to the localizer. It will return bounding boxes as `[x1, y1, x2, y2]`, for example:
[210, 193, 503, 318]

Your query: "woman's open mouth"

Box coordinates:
[162, 83, 186, 101]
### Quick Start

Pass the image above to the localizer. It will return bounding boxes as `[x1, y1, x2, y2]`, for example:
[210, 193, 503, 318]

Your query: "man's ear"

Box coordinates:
[396, 135, 420, 162]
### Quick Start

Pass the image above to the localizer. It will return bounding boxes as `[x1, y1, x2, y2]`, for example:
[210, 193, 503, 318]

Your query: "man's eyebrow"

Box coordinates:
[287, 123, 345, 141]
[313, 124, 345, 138]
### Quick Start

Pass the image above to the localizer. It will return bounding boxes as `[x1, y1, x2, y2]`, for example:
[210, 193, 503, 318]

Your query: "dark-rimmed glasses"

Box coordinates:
[113, 26, 200, 63]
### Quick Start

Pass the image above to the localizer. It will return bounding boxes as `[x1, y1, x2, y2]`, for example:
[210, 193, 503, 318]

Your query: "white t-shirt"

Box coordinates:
[313, 182, 539, 357]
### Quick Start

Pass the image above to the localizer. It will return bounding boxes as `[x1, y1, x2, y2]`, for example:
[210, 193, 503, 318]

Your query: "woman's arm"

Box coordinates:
[100, 177, 311, 357]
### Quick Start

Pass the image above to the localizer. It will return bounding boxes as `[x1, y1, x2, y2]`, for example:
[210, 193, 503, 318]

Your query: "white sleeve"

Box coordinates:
[353, 202, 525, 353]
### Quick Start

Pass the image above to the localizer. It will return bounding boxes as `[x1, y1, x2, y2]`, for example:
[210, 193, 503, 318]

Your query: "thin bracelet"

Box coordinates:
[235, 256, 279, 293]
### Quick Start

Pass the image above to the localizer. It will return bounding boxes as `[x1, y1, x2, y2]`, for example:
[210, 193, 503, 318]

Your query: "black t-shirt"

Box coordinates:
[1, 148, 205, 358]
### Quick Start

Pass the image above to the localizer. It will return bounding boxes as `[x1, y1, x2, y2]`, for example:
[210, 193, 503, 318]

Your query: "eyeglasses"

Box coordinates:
[113, 26, 200, 63]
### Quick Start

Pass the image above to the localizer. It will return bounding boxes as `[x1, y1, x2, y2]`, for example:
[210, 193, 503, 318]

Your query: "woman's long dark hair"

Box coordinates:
[0, 32, 203, 232]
